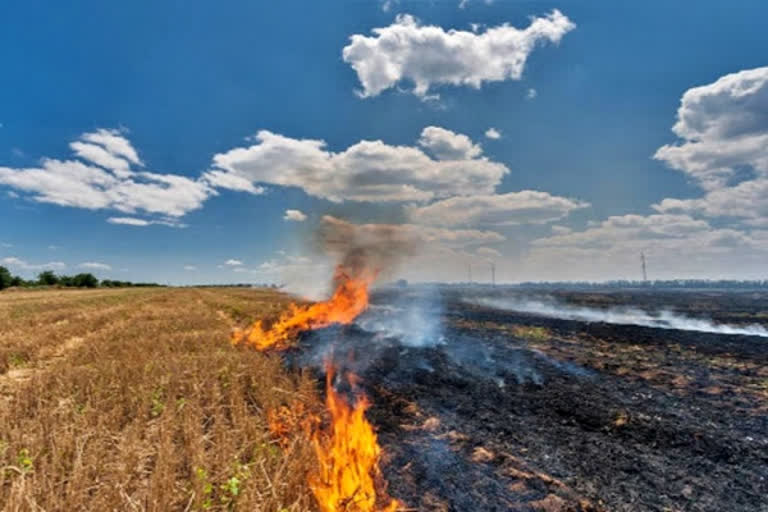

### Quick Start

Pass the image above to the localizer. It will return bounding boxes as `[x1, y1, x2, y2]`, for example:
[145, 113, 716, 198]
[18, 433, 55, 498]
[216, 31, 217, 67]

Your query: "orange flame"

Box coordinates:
[236, 261, 402, 510]
[308, 367, 402, 512]
[232, 266, 374, 351]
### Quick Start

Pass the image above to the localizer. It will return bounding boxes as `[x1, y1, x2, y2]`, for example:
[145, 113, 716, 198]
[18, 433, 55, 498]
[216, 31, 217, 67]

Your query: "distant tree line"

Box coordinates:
[0, 267, 162, 290]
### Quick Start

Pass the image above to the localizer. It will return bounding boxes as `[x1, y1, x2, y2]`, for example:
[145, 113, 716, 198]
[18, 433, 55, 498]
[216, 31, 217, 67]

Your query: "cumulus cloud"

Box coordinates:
[0, 257, 66, 271]
[225, 259, 243, 266]
[532, 214, 715, 249]
[283, 209, 307, 222]
[407, 191, 589, 227]
[79, 262, 111, 271]
[81, 129, 142, 166]
[203, 127, 508, 203]
[522, 213, 768, 281]
[484, 127, 501, 139]
[0, 130, 213, 221]
[653, 178, 768, 223]
[183, 265, 197, 271]
[202, 170, 264, 195]
[418, 126, 482, 160]
[654, 66, 768, 190]
[342, 10, 575, 98]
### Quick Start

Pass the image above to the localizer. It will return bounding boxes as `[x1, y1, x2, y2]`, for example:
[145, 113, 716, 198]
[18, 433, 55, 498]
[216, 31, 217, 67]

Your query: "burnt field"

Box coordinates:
[2, 287, 766, 511]
[298, 288, 768, 511]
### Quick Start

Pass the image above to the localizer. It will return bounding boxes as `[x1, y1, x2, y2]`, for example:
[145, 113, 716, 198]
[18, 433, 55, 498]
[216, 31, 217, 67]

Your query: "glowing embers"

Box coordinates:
[232, 266, 374, 351]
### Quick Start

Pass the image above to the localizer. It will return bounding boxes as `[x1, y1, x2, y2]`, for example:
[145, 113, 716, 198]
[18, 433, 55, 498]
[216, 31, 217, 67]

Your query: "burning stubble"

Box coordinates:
[232, 215, 410, 511]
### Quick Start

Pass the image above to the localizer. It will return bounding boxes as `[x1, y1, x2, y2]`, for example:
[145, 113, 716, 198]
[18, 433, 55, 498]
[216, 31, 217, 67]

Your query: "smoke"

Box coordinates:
[356, 286, 445, 348]
[317, 215, 420, 282]
[295, 217, 595, 386]
[472, 296, 768, 338]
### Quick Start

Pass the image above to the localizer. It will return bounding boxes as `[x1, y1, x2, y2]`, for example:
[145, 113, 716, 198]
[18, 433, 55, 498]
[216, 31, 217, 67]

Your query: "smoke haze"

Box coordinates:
[472, 296, 768, 338]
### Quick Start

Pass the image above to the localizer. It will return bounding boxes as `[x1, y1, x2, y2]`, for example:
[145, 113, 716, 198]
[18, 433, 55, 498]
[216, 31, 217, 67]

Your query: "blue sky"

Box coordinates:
[2, 0, 768, 286]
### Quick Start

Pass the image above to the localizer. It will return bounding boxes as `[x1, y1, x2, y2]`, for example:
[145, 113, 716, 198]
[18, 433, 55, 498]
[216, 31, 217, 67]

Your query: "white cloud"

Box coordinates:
[407, 191, 589, 227]
[532, 214, 715, 250]
[459, 0, 494, 10]
[107, 217, 150, 226]
[1, 257, 66, 271]
[342, 10, 575, 98]
[225, 259, 243, 266]
[484, 127, 501, 139]
[651, 67, 768, 234]
[202, 170, 264, 195]
[183, 265, 197, 271]
[81, 129, 142, 166]
[70, 141, 133, 177]
[526, 88, 537, 99]
[653, 178, 768, 223]
[418, 126, 482, 160]
[107, 216, 187, 228]
[79, 262, 111, 271]
[283, 209, 307, 222]
[0, 130, 213, 222]
[654, 66, 768, 190]
[381, 0, 397, 12]
[522, 213, 768, 281]
[203, 127, 508, 203]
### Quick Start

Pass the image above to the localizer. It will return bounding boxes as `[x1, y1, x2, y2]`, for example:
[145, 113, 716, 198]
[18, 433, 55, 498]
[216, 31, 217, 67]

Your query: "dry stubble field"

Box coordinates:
[0, 287, 324, 511]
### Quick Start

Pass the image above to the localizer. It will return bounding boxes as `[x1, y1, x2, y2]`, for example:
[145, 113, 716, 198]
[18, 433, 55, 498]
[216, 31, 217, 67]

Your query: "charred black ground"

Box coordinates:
[295, 288, 768, 511]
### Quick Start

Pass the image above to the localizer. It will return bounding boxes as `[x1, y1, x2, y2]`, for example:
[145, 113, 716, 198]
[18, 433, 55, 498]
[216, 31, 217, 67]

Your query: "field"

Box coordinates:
[1, 287, 767, 511]
[0, 287, 323, 511]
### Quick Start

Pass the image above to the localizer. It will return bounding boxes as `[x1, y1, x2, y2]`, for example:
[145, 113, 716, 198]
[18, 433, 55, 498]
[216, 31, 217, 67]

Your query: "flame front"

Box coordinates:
[231, 266, 374, 351]
[234, 261, 402, 511]
[308, 368, 401, 512]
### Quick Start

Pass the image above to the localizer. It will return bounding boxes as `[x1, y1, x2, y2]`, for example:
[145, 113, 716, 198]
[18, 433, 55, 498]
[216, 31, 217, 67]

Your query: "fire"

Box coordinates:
[231, 266, 374, 351]
[267, 371, 402, 511]
[234, 256, 402, 510]
[308, 367, 402, 512]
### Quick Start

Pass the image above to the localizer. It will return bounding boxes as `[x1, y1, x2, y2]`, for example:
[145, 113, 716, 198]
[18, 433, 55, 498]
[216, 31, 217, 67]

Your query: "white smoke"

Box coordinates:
[472, 296, 768, 338]
[355, 286, 445, 347]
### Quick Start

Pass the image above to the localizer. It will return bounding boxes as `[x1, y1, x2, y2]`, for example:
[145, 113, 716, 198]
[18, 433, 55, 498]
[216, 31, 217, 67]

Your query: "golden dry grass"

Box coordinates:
[0, 287, 323, 511]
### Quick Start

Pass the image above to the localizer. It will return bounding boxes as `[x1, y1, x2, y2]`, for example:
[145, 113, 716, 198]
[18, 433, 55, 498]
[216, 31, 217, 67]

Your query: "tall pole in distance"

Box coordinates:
[491, 262, 496, 286]
[641, 251, 648, 283]
[468, 263, 472, 283]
